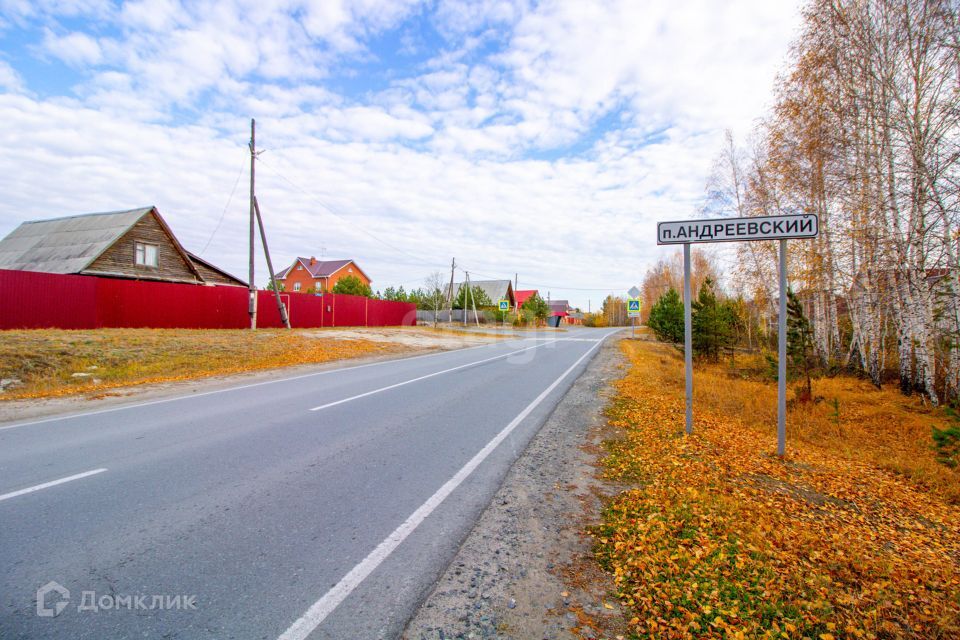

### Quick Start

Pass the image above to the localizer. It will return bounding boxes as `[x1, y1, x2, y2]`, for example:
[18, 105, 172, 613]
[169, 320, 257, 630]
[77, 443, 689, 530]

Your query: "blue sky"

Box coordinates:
[0, 0, 801, 308]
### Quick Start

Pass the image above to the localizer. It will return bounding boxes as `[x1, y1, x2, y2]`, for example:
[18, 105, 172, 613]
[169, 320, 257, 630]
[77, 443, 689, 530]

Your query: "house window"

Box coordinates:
[297, 264, 303, 270]
[348, 267, 353, 273]
[293, 282, 302, 292]
[135, 242, 158, 267]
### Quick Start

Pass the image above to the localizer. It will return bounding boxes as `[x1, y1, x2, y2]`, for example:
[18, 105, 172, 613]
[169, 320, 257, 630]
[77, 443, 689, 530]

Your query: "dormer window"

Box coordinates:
[135, 242, 158, 267]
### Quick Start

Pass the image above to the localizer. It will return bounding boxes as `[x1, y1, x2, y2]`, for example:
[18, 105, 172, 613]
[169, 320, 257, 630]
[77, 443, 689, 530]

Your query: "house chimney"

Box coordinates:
[310, 256, 317, 265]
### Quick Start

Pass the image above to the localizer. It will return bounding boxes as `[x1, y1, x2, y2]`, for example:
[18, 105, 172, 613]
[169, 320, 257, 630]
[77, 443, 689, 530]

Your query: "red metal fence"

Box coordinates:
[0, 270, 417, 330]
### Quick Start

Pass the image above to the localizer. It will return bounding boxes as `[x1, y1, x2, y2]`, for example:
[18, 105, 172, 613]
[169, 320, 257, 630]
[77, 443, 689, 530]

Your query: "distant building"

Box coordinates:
[445, 279, 515, 307]
[0, 207, 245, 286]
[514, 289, 539, 310]
[275, 257, 371, 293]
[546, 298, 583, 325]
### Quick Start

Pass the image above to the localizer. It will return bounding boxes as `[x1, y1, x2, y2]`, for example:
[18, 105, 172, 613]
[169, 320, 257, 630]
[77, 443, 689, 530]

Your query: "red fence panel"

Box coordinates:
[96, 278, 248, 329]
[0, 270, 98, 329]
[0, 270, 417, 330]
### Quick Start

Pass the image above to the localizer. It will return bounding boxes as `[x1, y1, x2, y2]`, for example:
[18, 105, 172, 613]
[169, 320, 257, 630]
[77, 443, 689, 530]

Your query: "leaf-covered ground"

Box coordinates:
[0, 328, 407, 400]
[593, 338, 960, 639]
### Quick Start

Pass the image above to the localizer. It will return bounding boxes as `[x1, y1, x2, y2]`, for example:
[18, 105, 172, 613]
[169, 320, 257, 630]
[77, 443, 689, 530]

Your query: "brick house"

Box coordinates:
[0, 207, 246, 286]
[275, 257, 371, 293]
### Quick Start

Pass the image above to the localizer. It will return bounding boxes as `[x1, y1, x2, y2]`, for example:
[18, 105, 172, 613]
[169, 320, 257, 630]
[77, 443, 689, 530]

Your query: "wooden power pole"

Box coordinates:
[248, 118, 290, 329]
[248, 118, 258, 329]
[447, 257, 456, 322]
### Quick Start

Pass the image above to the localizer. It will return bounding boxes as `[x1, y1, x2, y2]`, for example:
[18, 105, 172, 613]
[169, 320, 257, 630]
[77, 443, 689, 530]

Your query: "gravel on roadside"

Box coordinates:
[403, 335, 629, 640]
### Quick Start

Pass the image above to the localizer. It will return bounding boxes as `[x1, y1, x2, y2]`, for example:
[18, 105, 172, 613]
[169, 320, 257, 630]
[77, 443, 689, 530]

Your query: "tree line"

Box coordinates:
[696, 0, 958, 406]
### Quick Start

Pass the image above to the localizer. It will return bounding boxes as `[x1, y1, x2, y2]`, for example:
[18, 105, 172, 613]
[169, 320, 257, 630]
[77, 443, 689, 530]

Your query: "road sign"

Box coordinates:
[627, 298, 641, 318]
[498, 299, 509, 311]
[628, 286, 641, 298]
[657, 214, 818, 245]
[657, 214, 819, 457]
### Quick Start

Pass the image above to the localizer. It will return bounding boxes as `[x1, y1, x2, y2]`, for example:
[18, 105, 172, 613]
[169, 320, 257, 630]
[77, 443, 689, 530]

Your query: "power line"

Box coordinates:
[456, 265, 632, 291]
[251, 149, 635, 294]
[255, 155, 448, 270]
[200, 149, 247, 256]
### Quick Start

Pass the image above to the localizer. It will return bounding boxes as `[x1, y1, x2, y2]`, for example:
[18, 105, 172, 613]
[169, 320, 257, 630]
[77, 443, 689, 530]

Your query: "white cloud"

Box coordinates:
[0, 1, 803, 307]
[41, 29, 103, 67]
[0, 60, 23, 91]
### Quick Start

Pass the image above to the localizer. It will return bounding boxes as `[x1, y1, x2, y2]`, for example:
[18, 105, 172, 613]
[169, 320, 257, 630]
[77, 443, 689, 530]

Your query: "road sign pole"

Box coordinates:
[683, 243, 693, 435]
[778, 239, 787, 456]
[632, 316, 635, 339]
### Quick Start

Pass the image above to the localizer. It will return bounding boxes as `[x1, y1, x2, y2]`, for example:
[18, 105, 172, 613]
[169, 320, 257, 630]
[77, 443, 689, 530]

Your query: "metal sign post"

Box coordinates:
[627, 286, 641, 339]
[683, 244, 693, 435]
[656, 214, 818, 454]
[627, 297, 641, 338]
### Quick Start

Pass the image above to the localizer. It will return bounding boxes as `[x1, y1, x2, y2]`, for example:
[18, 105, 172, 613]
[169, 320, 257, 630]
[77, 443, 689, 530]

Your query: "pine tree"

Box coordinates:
[452, 284, 492, 309]
[332, 275, 373, 297]
[692, 278, 733, 361]
[787, 288, 816, 401]
[647, 288, 684, 343]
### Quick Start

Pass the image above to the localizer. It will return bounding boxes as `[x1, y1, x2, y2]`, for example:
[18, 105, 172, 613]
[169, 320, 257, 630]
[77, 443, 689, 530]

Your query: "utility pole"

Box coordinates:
[447, 257, 456, 323]
[464, 271, 479, 327]
[463, 271, 469, 327]
[248, 118, 258, 330]
[514, 273, 519, 312]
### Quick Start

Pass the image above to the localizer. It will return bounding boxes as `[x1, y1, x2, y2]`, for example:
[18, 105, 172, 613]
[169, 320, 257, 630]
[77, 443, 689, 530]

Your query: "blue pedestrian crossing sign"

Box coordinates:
[499, 299, 509, 311]
[627, 298, 641, 317]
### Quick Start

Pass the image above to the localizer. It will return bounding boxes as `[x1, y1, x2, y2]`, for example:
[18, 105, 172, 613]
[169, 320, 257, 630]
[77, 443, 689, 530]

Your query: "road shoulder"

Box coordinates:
[403, 335, 628, 640]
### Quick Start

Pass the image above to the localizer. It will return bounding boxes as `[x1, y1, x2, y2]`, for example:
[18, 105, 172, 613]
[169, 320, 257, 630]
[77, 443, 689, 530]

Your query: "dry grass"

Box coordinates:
[593, 336, 960, 639]
[693, 350, 960, 505]
[0, 328, 405, 400]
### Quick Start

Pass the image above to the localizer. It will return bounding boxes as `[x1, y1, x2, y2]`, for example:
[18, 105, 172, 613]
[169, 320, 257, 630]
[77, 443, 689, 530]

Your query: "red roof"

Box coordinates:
[278, 258, 369, 282]
[515, 289, 538, 307]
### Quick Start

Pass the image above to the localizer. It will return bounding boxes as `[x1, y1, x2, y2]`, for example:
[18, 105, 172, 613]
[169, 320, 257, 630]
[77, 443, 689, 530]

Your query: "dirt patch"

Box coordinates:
[402, 336, 628, 640]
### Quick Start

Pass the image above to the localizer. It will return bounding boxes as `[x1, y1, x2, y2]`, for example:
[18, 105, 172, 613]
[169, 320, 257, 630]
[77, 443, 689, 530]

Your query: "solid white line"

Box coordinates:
[0, 341, 509, 432]
[0, 468, 108, 503]
[278, 335, 608, 640]
[309, 342, 553, 411]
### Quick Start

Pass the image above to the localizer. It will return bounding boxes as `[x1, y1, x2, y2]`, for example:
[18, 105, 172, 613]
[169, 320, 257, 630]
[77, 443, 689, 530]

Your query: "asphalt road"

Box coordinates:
[0, 326, 621, 639]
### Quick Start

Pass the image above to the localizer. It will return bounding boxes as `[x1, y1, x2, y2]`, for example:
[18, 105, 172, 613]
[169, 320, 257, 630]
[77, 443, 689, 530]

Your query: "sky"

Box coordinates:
[0, 0, 802, 310]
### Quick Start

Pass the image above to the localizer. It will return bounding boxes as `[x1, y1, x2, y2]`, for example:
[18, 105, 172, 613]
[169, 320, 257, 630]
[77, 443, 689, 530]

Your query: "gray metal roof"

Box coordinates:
[446, 279, 515, 304]
[0, 208, 154, 274]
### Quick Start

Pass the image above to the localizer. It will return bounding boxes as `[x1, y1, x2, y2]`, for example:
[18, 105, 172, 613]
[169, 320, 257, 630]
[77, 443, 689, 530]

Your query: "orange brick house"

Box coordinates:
[275, 257, 371, 293]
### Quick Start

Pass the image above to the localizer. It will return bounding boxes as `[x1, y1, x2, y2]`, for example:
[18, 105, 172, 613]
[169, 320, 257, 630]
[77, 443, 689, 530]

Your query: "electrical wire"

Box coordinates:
[457, 265, 633, 292]
[251, 151, 643, 295]
[255, 155, 448, 270]
[199, 149, 247, 256]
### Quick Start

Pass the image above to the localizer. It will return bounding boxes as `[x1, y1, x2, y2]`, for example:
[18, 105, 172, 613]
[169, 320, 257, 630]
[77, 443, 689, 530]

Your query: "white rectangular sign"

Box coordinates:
[657, 214, 818, 245]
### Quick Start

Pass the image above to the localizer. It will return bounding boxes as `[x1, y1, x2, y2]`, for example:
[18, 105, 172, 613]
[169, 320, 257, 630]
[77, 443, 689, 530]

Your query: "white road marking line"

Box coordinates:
[0, 468, 108, 503]
[278, 335, 608, 640]
[309, 342, 553, 411]
[0, 341, 510, 432]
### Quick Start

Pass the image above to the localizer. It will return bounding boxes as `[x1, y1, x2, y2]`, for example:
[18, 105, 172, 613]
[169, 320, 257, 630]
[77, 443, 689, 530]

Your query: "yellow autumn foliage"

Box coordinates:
[594, 338, 960, 639]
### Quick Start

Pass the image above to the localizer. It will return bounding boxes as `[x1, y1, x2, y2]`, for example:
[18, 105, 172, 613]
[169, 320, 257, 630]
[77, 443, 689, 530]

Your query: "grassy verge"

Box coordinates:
[0, 329, 405, 400]
[593, 337, 960, 639]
